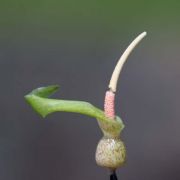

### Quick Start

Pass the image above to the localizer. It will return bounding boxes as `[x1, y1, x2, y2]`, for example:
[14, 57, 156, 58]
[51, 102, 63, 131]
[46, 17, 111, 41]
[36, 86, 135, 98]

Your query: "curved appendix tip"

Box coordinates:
[109, 32, 147, 93]
[104, 32, 147, 119]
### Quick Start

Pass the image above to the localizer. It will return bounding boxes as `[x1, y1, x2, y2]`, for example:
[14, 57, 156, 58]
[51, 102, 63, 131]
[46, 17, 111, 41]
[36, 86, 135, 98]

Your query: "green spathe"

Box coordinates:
[25, 85, 124, 138]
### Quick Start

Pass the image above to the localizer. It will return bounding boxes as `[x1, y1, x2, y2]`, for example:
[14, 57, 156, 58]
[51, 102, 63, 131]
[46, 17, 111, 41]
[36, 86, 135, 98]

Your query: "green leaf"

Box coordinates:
[25, 85, 124, 137]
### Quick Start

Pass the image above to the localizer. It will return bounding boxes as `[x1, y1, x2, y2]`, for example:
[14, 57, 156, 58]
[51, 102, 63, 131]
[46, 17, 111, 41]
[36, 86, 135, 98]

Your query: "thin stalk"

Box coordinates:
[110, 170, 118, 180]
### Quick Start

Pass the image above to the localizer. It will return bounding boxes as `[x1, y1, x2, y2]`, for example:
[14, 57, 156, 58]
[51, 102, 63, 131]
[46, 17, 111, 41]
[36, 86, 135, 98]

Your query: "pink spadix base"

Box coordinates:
[104, 91, 115, 119]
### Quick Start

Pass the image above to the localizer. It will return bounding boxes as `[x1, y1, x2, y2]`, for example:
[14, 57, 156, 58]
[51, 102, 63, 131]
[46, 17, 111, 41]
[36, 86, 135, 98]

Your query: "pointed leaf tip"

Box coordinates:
[28, 85, 60, 97]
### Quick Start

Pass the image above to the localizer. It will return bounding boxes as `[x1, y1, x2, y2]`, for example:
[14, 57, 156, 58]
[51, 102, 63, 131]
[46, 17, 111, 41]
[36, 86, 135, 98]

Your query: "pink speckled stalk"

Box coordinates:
[104, 91, 115, 119]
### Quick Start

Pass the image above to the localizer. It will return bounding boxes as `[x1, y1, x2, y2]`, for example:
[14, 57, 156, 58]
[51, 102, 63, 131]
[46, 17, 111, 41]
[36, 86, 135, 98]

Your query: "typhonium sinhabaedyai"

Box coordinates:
[25, 32, 147, 177]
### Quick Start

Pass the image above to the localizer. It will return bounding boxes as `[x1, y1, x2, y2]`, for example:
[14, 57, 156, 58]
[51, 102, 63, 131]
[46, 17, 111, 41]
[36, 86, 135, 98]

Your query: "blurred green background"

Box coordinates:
[0, 1, 180, 180]
[1, 0, 180, 41]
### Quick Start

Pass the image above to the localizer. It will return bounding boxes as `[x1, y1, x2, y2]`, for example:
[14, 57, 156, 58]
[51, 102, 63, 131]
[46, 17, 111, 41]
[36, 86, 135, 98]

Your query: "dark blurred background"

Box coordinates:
[0, 0, 180, 180]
